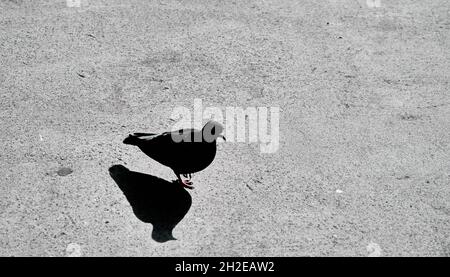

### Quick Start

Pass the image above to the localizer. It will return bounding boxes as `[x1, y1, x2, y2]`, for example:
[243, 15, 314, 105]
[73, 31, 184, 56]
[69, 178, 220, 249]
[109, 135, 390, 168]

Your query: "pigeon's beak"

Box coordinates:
[219, 135, 226, 141]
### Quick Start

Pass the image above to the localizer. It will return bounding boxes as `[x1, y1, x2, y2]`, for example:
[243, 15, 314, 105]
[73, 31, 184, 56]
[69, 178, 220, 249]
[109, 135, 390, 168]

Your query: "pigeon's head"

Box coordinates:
[202, 121, 225, 142]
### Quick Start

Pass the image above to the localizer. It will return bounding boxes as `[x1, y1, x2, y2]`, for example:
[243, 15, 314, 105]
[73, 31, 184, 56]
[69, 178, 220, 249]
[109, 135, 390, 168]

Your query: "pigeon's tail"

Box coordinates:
[123, 133, 156, 145]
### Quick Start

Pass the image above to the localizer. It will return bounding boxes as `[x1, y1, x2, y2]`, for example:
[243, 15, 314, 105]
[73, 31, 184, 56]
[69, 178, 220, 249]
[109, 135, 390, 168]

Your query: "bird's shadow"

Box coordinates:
[108, 165, 192, 243]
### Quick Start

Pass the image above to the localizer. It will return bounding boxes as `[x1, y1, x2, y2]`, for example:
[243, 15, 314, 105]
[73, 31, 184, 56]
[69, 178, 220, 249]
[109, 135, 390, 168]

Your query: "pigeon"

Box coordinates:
[123, 121, 225, 189]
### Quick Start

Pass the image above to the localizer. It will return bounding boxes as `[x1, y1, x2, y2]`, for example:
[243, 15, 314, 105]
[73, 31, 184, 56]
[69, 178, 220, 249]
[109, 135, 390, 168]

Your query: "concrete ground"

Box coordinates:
[1, 0, 449, 256]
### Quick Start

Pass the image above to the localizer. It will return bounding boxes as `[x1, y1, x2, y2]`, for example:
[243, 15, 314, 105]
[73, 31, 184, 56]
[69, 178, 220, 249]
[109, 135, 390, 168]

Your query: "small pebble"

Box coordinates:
[367, 242, 382, 257]
[66, 243, 82, 257]
[57, 167, 73, 176]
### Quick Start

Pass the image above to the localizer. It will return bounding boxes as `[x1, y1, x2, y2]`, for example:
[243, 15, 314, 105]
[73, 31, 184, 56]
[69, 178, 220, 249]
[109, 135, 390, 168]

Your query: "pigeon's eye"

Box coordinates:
[211, 126, 216, 135]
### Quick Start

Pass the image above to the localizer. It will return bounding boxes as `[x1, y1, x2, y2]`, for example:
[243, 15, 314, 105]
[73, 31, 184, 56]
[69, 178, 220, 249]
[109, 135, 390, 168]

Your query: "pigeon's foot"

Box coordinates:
[180, 179, 194, 190]
[176, 173, 194, 190]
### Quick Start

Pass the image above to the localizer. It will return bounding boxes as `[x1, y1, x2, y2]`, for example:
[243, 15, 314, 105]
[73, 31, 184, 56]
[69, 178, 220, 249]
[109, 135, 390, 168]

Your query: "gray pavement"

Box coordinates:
[0, 0, 449, 256]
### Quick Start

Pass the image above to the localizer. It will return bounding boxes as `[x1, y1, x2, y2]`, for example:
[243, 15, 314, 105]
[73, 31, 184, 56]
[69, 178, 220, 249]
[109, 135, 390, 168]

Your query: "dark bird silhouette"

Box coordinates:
[109, 165, 192, 242]
[123, 121, 225, 189]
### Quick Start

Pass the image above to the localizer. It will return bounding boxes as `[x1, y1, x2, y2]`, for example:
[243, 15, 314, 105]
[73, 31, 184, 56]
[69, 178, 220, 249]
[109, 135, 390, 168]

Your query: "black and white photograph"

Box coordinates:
[0, 0, 449, 260]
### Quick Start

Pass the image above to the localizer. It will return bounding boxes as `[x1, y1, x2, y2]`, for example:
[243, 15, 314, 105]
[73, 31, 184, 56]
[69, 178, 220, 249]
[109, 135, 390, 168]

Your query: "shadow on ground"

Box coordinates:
[109, 165, 192, 243]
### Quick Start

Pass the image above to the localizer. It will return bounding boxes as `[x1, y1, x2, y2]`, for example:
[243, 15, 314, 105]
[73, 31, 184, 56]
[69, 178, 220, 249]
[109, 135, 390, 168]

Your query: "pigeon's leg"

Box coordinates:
[182, 174, 194, 188]
[175, 172, 194, 189]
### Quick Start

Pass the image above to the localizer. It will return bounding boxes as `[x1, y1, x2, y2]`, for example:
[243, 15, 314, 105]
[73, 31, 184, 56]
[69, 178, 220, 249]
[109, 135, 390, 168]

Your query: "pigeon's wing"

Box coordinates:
[135, 129, 193, 142]
[132, 132, 157, 137]
[131, 133, 160, 141]
[123, 132, 168, 146]
[123, 129, 197, 146]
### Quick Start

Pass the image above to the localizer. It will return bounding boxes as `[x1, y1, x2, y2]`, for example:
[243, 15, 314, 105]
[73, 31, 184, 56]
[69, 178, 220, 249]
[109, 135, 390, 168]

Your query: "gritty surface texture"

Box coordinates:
[1, 0, 449, 256]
